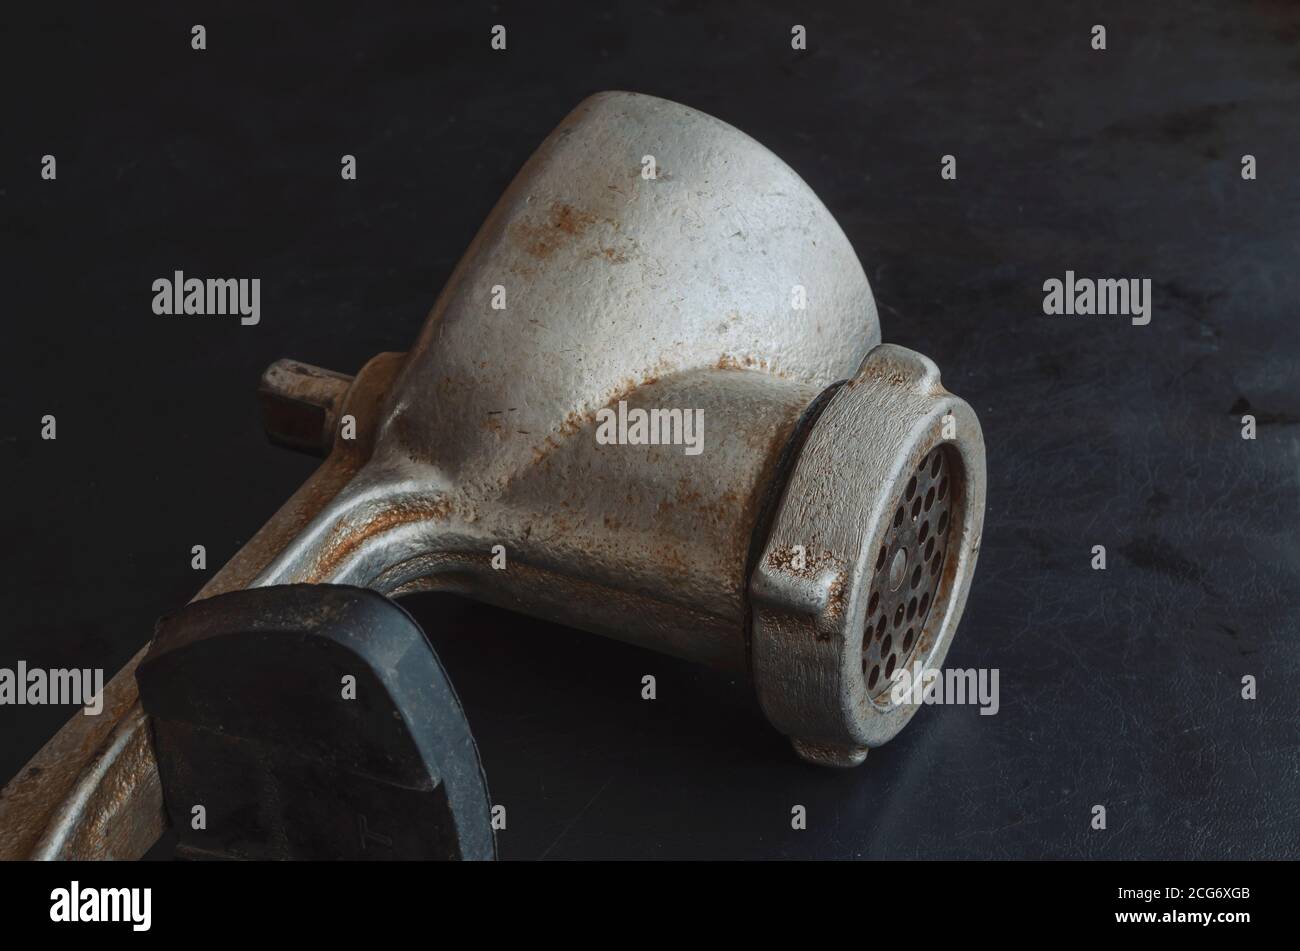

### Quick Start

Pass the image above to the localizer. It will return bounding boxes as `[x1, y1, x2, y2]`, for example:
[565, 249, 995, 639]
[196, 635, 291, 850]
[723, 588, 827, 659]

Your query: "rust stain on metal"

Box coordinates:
[308, 496, 455, 583]
[590, 246, 629, 264]
[920, 460, 968, 658]
[559, 409, 591, 437]
[55, 713, 165, 860]
[761, 546, 847, 632]
[511, 201, 600, 259]
[715, 353, 789, 378]
[856, 360, 910, 388]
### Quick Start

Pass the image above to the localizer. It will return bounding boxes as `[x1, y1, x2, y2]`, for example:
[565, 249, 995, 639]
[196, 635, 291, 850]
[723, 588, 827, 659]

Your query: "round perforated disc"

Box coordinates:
[862, 445, 957, 700]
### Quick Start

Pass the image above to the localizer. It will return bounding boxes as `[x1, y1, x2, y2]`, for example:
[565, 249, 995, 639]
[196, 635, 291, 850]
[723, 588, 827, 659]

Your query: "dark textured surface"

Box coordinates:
[2, 1, 1297, 859]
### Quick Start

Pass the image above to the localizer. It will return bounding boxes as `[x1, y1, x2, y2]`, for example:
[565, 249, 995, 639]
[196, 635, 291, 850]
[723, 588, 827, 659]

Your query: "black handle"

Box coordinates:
[136, 584, 495, 860]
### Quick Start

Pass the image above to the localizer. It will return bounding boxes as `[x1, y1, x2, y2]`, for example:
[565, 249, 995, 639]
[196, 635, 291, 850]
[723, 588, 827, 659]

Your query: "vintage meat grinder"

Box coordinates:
[0, 91, 985, 860]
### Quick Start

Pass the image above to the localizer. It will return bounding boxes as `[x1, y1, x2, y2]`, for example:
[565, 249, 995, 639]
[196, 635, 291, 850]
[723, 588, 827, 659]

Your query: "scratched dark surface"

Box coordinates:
[2, 2, 1297, 859]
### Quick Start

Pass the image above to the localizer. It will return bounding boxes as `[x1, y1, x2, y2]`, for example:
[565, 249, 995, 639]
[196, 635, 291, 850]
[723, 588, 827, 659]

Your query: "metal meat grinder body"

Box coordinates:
[0, 91, 985, 860]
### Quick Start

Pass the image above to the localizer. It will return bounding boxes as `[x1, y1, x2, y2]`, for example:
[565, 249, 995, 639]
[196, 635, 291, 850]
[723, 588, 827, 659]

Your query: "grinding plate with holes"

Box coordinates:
[863, 445, 957, 699]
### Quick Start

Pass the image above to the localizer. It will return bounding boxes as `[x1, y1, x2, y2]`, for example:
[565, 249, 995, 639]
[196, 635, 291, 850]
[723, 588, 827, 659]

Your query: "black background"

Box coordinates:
[2, 1, 1297, 859]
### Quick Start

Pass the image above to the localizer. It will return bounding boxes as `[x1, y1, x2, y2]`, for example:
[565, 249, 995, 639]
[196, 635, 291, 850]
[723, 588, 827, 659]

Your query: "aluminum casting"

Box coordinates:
[0, 91, 985, 859]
